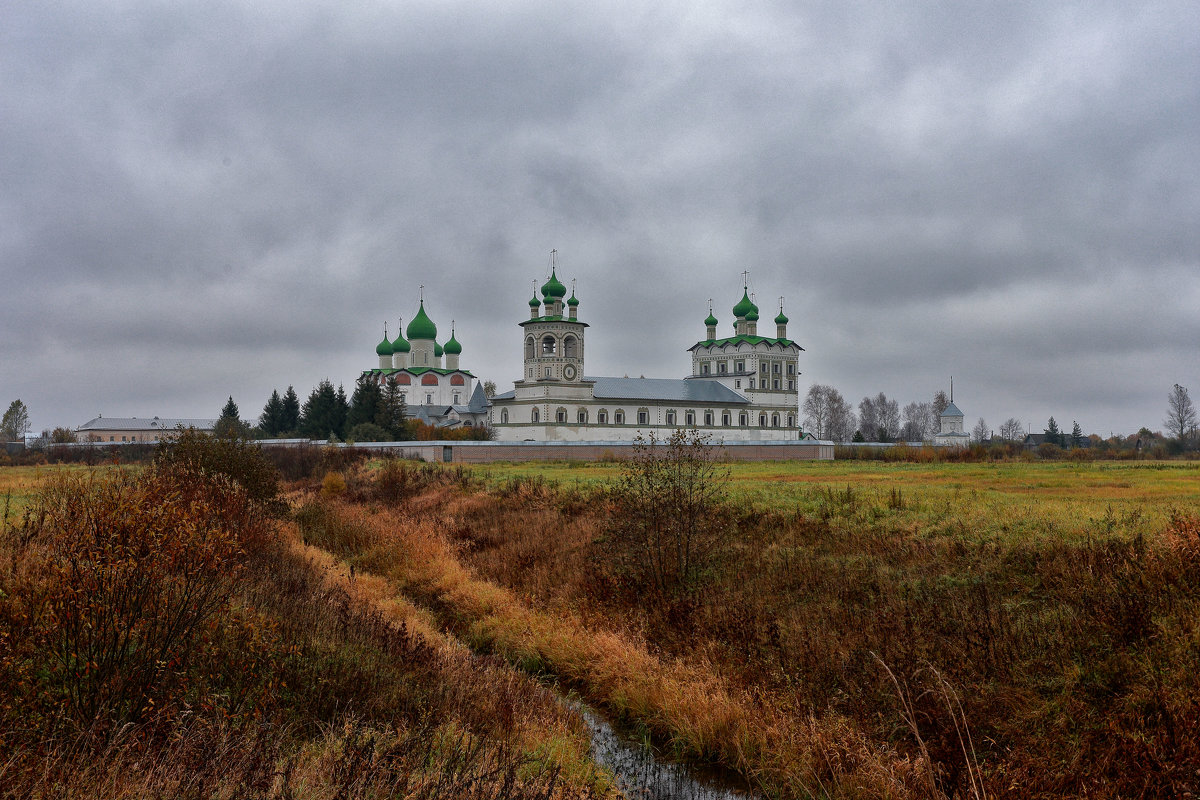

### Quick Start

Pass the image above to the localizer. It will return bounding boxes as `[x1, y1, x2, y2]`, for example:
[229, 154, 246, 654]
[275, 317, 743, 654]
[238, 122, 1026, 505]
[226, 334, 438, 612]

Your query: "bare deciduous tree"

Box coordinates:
[599, 429, 731, 594]
[1165, 384, 1197, 446]
[902, 401, 933, 441]
[972, 418, 989, 442]
[803, 384, 856, 441]
[932, 390, 949, 422]
[998, 418, 1024, 442]
[828, 392, 857, 443]
[859, 393, 900, 442]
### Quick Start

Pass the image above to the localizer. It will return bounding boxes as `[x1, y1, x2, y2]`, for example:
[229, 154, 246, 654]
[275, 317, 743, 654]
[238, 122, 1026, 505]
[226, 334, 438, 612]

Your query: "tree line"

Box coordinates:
[214, 375, 413, 442]
[801, 382, 1199, 451]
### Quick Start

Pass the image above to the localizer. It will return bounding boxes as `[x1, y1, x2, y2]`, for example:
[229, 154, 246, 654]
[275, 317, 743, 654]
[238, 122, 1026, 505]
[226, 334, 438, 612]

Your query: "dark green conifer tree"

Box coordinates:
[378, 377, 410, 440]
[300, 380, 341, 440]
[215, 396, 250, 438]
[259, 390, 284, 436]
[281, 386, 301, 435]
[334, 384, 350, 440]
[346, 376, 384, 432]
[1044, 417, 1062, 446]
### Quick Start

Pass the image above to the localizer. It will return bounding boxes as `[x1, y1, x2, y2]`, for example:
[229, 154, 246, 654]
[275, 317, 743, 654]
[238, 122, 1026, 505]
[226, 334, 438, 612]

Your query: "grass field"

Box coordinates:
[5, 454, 1199, 798]
[0, 463, 124, 521]
[468, 458, 1200, 543]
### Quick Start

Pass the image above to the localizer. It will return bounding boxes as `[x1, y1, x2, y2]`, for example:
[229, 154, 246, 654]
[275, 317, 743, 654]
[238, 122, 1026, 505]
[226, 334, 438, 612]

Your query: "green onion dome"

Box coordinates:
[444, 330, 462, 355]
[775, 310, 789, 325]
[541, 268, 567, 299]
[746, 308, 759, 322]
[566, 291, 579, 307]
[529, 293, 541, 308]
[434, 341, 444, 357]
[376, 333, 393, 356]
[406, 301, 438, 341]
[704, 311, 718, 326]
[732, 288, 754, 317]
[391, 325, 410, 353]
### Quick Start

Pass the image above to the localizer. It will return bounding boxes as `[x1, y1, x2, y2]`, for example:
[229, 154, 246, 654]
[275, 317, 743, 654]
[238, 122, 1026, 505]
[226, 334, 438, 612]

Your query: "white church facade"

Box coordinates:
[360, 298, 489, 429]
[488, 264, 805, 442]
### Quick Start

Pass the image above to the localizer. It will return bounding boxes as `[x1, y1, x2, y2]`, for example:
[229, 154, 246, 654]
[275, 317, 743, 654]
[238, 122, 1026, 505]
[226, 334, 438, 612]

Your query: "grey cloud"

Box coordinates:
[2, 0, 1198, 436]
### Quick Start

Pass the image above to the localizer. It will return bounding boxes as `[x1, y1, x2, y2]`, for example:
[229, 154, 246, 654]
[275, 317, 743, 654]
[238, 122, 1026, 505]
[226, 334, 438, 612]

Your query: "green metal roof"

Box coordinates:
[689, 334, 803, 351]
[732, 288, 754, 317]
[775, 311, 789, 324]
[406, 301, 438, 341]
[519, 316, 589, 327]
[529, 294, 541, 308]
[444, 330, 462, 355]
[705, 311, 718, 326]
[566, 291, 579, 307]
[746, 309, 759, 322]
[363, 367, 476, 378]
[391, 319, 410, 352]
[375, 334, 393, 356]
[541, 268, 567, 299]
[434, 341, 444, 357]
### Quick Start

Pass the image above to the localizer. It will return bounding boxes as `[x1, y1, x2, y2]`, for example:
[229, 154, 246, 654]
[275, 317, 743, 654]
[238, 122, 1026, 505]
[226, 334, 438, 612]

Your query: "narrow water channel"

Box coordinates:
[578, 705, 761, 800]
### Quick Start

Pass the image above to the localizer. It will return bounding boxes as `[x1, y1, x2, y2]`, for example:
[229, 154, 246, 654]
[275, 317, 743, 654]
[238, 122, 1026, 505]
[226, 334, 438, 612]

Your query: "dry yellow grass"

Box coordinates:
[309, 493, 935, 799]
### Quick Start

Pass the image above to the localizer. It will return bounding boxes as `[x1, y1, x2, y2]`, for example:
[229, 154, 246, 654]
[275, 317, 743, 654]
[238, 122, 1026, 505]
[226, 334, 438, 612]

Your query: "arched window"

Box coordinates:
[421, 374, 439, 386]
[500, 409, 509, 424]
[772, 413, 780, 427]
[614, 410, 625, 424]
[525, 337, 535, 360]
[450, 374, 465, 385]
[577, 409, 587, 424]
[541, 335, 557, 355]
[396, 374, 411, 385]
[598, 409, 608, 424]
[531, 408, 540, 423]
[759, 413, 768, 427]
[556, 408, 567, 423]
[563, 335, 578, 358]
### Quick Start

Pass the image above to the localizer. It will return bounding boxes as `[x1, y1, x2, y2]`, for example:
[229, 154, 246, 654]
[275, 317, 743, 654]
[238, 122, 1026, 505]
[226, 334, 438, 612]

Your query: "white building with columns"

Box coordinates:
[489, 264, 804, 442]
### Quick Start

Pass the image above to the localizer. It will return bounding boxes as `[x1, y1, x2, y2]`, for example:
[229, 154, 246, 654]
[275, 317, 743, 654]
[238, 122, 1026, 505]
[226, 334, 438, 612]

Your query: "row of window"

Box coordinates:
[698, 360, 796, 377]
[375, 373, 467, 387]
[497, 407, 796, 427]
[732, 378, 795, 391]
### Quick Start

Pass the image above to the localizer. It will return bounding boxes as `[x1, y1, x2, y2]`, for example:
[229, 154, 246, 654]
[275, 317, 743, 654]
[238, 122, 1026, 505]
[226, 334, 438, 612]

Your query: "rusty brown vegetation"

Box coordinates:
[298, 452, 1200, 799]
[5, 435, 1198, 799]
[0, 439, 609, 799]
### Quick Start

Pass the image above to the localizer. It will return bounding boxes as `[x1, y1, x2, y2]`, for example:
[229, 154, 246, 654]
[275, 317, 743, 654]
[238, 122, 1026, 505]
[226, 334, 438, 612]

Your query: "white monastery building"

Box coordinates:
[487, 262, 805, 442]
[361, 297, 488, 429]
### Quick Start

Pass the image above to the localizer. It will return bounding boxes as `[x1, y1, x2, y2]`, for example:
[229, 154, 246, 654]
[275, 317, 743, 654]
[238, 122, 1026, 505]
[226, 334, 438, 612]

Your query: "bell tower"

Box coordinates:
[518, 252, 589, 384]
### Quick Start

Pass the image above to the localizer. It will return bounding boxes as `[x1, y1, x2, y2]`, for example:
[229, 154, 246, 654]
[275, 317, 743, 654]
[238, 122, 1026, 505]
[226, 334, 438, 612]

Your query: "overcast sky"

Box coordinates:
[3, 0, 1197, 438]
